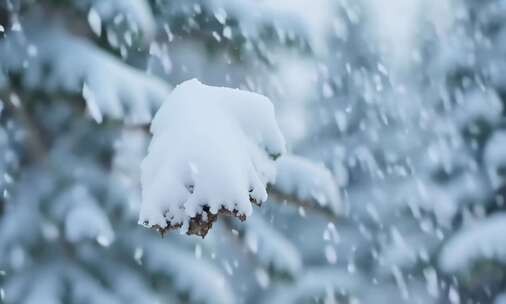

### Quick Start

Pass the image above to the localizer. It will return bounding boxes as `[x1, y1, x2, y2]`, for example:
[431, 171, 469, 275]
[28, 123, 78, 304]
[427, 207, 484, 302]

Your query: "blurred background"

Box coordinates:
[0, 0, 506, 303]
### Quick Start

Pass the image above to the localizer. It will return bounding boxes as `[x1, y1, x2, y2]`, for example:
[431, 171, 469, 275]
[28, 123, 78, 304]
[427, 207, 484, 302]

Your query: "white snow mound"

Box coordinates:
[139, 79, 286, 236]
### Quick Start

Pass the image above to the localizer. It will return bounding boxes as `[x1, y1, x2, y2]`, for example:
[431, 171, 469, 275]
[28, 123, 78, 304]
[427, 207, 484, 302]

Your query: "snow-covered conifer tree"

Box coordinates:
[1, 1, 506, 303]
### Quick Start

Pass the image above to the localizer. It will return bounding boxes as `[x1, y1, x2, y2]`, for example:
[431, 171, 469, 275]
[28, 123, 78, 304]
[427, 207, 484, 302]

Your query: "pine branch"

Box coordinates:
[268, 187, 341, 222]
[0, 89, 47, 161]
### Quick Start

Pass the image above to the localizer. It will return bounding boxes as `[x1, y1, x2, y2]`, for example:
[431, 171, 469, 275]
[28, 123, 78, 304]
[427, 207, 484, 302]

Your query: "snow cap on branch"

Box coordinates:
[439, 213, 506, 273]
[139, 79, 286, 237]
[274, 155, 341, 214]
[0, 26, 170, 124]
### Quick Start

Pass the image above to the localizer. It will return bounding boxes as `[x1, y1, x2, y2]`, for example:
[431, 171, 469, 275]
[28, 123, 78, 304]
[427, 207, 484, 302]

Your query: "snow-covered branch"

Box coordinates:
[0, 26, 169, 124]
[241, 213, 302, 274]
[271, 155, 341, 215]
[439, 213, 506, 273]
[128, 232, 235, 304]
[139, 79, 285, 237]
[75, 0, 156, 46]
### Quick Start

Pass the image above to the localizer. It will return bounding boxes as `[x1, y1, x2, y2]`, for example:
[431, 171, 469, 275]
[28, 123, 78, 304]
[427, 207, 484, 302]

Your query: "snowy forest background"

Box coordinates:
[1, 0, 506, 303]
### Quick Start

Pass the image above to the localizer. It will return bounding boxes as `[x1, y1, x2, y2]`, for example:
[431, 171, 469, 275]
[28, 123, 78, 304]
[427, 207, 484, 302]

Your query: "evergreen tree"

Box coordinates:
[1, 1, 506, 304]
